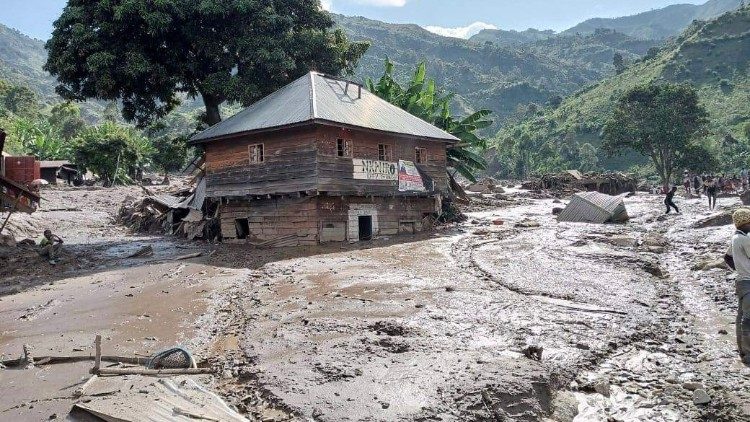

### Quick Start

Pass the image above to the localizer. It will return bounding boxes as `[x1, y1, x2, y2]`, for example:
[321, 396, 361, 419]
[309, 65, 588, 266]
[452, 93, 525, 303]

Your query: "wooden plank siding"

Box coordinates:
[205, 126, 319, 197]
[203, 124, 451, 199]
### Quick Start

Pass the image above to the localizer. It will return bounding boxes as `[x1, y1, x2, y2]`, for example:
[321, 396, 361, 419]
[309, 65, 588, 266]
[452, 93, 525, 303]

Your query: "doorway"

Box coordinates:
[358, 216, 373, 241]
[235, 218, 249, 240]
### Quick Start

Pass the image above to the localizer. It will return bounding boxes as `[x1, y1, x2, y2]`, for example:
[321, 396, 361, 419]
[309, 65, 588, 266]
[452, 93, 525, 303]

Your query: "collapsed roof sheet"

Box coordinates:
[72, 375, 248, 422]
[558, 191, 629, 224]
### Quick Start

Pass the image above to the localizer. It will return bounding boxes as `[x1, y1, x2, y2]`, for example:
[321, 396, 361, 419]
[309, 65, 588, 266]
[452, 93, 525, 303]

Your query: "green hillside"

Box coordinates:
[334, 14, 604, 129]
[563, 0, 740, 39]
[0, 24, 55, 100]
[470, 28, 555, 47]
[494, 7, 750, 177]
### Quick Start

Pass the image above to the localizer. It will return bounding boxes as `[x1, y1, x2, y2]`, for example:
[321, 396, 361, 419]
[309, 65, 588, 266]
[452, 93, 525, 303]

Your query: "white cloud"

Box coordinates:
[323, 0, 407, 10]
[423, 21, 498, 39]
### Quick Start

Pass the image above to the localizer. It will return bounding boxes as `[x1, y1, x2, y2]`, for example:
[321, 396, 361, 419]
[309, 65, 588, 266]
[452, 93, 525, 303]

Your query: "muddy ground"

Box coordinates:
[1, 185, 749, 421]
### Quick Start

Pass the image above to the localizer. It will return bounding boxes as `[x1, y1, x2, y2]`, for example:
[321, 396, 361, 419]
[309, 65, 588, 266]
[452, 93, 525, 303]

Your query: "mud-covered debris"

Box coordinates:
[127, 245, 154, 258]
[515, 218, 540, 228]
[642, 261, 666, 278]
[550, 391, 579, 422]
[691, 258, 728, 271]
[693, 212, 733, 228]
[376, 337, 409, 353]
[492, 219, 504, 226]
[369, 321, 408, 337]
[522, 345, 543, 361]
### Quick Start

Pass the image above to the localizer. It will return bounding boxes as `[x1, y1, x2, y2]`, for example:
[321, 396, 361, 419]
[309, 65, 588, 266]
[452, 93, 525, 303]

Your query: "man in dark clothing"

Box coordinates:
[665, 186, 679, 214]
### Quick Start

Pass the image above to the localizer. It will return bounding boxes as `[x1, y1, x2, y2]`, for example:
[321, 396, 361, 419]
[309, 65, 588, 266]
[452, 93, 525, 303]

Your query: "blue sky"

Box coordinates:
[6, 0, 706, 40]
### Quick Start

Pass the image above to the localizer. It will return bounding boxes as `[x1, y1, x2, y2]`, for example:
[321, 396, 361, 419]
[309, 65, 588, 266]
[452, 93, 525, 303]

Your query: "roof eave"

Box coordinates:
[190, 119, 459, 145]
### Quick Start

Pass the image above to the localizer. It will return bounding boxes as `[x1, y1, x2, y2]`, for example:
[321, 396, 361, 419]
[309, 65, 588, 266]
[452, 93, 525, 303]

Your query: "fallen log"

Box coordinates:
[1, 354, 149, 368]
[74, 375, 98, 398]
[173, 252, 203, 261]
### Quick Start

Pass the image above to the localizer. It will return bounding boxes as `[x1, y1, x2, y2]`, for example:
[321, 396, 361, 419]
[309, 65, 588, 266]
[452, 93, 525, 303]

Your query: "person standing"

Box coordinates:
[742, 168, 749, 192]
[665, 186, 680, 214]
[693, 174, 702, 197]
[724, 209, 750, 366]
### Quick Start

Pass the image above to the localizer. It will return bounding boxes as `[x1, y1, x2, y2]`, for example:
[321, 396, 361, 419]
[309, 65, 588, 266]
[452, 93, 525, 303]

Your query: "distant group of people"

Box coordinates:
[668, 169, 750, 213]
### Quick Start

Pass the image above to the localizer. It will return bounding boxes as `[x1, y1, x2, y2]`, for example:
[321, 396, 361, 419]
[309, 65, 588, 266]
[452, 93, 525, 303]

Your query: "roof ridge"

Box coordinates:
[309, 72, 318, 119]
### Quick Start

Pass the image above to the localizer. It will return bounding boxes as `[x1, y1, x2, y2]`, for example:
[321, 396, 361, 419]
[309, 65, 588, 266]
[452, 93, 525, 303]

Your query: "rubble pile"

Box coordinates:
[117, 179, 219, 241]
[522, 170, 638, 196]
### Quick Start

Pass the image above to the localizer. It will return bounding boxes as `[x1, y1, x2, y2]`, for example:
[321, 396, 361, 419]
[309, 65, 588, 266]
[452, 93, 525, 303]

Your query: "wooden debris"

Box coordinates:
[74, 375, 99, 398]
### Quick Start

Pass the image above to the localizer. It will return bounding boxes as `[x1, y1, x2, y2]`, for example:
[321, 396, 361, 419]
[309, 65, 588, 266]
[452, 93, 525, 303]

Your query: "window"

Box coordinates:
[415, 147, 427, 164]
[337, 138, 352, 157]
[378, 144, 392, 161]
[249, 144, 264, 164]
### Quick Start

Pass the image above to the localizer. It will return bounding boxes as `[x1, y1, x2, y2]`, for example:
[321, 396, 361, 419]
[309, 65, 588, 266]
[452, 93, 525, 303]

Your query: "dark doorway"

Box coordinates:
[358, 216, 373, 241]
[235, 218, 249, 240]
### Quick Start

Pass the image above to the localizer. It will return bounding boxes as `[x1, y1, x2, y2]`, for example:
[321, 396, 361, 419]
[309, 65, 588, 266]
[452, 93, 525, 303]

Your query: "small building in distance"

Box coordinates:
[190, 72, 458, 246]
[39, 160, 78, 185]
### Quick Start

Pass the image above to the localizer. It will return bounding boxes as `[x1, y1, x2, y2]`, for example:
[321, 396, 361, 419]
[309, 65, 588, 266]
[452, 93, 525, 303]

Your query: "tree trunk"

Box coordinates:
[202, 93, 223, 126]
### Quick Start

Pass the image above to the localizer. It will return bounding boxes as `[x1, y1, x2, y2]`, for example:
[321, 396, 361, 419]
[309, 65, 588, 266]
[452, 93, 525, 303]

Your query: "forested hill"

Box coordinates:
[494, 7, 750, 177]
[0, 23, 55, 100]
[334, 14, 655, 130]
[563, 0, 740, 39]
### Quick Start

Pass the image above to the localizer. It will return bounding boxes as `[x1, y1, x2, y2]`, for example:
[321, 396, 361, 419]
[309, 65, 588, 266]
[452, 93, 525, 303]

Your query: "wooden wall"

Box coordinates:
[220, 197, 319, 245]
[202, 124, 451, 199]
[204, 126, 318, 197]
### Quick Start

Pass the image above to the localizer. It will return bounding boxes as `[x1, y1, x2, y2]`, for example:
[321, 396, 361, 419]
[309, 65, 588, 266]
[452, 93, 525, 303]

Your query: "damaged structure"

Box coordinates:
[524, 171, 638, 196]
[558, 191, 630, 224]
[189, 72, 458, 246]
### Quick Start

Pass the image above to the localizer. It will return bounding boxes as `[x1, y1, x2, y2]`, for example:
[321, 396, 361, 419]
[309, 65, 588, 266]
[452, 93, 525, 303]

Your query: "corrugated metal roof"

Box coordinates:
[191, 72, 459, 143]
[558, 191, 629, 224]
[39, 160, 71, 168]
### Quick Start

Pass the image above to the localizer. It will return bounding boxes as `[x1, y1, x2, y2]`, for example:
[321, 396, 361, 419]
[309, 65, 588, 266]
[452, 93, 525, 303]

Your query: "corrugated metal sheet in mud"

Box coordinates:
[71, 375, 248, 422]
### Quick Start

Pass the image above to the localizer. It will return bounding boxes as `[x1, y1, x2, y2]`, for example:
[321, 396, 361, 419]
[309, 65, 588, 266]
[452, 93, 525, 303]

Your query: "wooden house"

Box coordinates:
[190, 72, 459, 245]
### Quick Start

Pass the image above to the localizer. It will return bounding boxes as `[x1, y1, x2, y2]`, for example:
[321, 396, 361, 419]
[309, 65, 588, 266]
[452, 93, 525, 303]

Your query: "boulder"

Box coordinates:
[515, 218, 540, 228]
[692, 258, 728, 271]
[694, 212, 733, 228]
[693, 389, 711, 405]
[0, 234, 16, 248]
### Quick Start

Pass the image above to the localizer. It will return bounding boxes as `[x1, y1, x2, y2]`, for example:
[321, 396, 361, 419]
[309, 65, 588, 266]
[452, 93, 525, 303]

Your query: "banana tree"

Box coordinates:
[366, 59, 491, 184]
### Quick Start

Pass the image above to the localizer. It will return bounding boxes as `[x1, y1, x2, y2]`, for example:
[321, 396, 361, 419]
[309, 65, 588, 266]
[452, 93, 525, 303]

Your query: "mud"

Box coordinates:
[2, 185, 750, 421]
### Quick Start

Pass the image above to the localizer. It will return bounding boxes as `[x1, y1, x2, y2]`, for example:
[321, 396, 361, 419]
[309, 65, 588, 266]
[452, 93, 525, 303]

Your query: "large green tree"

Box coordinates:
[602, 83, 708, 186]
[45, 0, 369, 127]
[366, 60, 492, 184]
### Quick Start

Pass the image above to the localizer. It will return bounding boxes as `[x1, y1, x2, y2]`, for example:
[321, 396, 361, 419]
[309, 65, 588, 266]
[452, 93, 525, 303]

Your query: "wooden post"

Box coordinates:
[91, 335, 101, 374]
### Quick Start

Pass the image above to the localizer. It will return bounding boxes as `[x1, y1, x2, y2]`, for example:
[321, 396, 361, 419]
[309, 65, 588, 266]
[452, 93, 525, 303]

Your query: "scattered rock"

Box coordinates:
[693, 389, 711, 405]
[694, 212, 733, 228]
[683, 382, 703, 391]
[552, 207, 564, 215]
[692, 258, 728, 271]
[550, 391, 579, 422]
[522, 345, 543, 361]
[719, 329, 728, 335]
[515, 218, 540, 228]
[592, 378, 611, 397]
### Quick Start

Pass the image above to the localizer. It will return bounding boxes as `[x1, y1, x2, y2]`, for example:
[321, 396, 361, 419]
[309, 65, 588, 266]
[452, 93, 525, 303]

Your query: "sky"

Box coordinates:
[5, 0, 708, 41]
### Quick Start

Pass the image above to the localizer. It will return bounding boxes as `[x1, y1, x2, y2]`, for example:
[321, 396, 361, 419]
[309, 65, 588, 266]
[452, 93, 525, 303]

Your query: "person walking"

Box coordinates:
[693, 174, 702, 197]
[724, 209, 750, 365]
[705, 176, 719, 210]
[664, 186, 680, 214]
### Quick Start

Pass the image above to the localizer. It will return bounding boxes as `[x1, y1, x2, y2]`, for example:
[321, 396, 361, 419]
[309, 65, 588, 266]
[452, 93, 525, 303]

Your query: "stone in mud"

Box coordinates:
[642, 261, 665, 278]
[552, 207, 564, 215]
[592, 378, 611, 397]
[693, 212, 733, 228]
[550, 391, 578, 422]
[691, 259, 728, 271]
[607, 236, 638, 248]
[693, 389, 711, 405]
[683, 382, 703, 391]
[642, 234, 668, 248]
[515, 218, 541, 228]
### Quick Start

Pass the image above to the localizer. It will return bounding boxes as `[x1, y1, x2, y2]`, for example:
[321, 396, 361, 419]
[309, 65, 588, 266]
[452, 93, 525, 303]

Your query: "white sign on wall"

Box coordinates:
[398, 160, 426, 192]
[352, 159, 397, 181]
